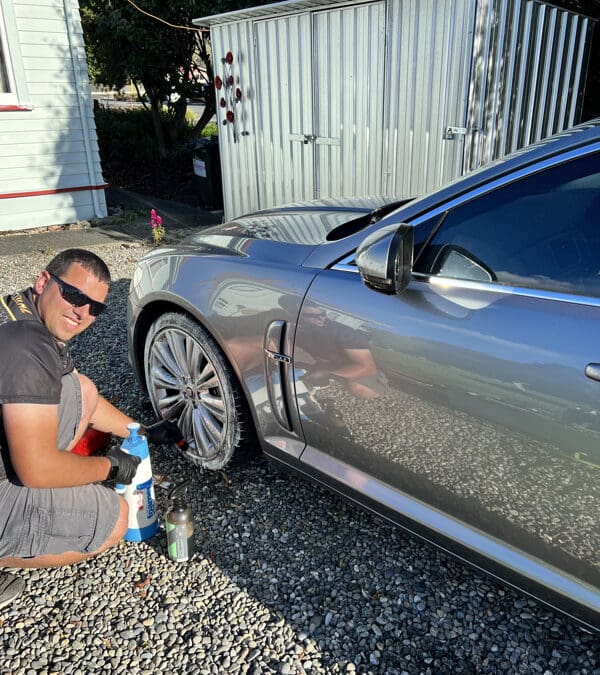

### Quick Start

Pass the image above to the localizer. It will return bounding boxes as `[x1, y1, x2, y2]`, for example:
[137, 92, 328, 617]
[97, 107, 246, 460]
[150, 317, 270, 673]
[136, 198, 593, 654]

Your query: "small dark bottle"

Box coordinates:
[165, 481, 195, 562]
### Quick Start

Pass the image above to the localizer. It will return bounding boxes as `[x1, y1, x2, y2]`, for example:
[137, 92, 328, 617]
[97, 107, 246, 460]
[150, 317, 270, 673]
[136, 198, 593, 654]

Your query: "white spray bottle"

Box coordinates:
[116, 422, 159, 541]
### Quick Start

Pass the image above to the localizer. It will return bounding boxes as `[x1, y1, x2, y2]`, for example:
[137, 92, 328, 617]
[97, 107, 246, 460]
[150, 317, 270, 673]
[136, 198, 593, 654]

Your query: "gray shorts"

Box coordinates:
[0, 480, 121, 558]
[0, 371, 121, 558]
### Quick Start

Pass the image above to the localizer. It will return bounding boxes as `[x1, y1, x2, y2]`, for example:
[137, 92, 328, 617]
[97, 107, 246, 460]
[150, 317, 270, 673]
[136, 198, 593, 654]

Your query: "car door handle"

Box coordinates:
[585, 363, 600, 382]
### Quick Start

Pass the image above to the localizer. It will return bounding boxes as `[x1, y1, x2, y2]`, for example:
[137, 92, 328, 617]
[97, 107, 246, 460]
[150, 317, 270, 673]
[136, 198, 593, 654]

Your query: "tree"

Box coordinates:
[81, 0, 198, 157]
[81, 0, 270, 157]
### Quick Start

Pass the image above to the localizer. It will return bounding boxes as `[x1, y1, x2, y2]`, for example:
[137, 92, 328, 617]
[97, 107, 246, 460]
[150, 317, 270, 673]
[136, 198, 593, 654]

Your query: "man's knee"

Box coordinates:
[116, 497, 129, 538]
[78, 373, 98, 421]
[64, 373, 98, 451]
[103, 497, 129, 549]
[86, 496, 128, 556]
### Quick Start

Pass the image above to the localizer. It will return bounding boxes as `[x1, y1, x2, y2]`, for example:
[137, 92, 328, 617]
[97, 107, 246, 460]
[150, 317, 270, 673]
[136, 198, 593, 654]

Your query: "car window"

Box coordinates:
[414, 152, 600, 298]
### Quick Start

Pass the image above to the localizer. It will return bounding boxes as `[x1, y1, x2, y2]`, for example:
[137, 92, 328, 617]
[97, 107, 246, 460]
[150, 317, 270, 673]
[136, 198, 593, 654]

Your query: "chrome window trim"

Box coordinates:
[331, 256, 358, 272]
[331, 263, 600, 307]
[413, 273, 600, 308]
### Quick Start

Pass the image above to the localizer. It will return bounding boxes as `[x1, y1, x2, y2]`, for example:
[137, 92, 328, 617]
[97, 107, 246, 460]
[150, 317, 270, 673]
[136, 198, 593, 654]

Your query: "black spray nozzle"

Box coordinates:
[144, 419, 189, 448]
[169, 480, 190, 505]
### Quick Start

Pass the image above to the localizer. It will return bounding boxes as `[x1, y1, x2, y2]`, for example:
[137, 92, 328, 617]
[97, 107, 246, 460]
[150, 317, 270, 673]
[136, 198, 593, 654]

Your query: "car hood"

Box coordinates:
[180, 196, 397, 249]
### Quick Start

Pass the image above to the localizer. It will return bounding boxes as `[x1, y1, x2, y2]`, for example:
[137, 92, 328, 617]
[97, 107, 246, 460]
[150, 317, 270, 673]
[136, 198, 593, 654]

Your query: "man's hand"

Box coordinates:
[143, 420, 184, 446]
[104, 445, 141, 486]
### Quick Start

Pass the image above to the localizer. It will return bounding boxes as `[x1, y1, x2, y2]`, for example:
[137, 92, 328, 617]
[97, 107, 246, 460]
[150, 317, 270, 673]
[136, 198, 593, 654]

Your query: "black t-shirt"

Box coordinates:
[0, 288, 74, 479]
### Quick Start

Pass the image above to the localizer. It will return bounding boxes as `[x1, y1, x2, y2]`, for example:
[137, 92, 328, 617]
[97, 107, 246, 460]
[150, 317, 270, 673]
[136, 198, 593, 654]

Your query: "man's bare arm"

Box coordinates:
[89, 394, 135, 439]
[2, 402, 111, 488]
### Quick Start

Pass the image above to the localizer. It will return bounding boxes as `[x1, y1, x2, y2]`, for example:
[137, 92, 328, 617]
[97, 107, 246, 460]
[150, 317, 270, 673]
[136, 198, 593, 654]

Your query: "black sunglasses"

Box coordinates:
[48, 272, 106, 317]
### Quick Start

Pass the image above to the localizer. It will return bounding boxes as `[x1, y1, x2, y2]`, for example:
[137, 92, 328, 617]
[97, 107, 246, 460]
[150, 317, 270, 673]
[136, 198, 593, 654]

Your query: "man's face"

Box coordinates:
[34, 262, 109, 342]
[304, 307, 327, 327]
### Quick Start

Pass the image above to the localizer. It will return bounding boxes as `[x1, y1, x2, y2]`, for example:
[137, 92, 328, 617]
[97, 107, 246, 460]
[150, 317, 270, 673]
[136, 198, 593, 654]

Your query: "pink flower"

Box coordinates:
[150, 209, 165, 243]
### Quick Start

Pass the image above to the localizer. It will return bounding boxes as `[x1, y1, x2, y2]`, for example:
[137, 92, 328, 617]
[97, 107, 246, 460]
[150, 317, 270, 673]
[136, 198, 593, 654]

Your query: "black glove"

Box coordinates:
[103, 445, 141, 486]
[143, 419, 184, 446]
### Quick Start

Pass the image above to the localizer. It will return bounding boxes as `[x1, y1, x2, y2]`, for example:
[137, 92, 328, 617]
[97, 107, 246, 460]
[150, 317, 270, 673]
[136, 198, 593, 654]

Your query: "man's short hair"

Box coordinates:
[46, 249, 111, 285]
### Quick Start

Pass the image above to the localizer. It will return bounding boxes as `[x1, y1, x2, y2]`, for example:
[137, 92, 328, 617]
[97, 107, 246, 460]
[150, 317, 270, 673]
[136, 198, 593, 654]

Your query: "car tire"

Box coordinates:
[143, 312, 258, 470]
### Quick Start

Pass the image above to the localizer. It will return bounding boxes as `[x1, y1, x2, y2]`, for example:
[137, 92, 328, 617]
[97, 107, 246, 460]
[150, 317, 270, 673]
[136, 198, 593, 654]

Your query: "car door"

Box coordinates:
[294, 149, 600, 601]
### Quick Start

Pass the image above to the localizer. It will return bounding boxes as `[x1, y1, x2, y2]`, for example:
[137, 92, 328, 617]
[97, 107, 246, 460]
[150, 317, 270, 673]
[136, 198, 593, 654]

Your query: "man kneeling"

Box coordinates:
[0, 249, 141, 607]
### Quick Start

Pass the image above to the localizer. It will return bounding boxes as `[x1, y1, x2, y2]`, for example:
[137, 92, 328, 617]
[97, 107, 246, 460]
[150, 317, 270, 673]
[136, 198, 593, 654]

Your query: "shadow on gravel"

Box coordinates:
[62, 275, 599, 674]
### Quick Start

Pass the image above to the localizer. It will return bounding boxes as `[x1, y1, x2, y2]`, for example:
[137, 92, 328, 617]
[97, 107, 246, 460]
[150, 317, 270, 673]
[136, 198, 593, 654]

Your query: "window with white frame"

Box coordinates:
[0, 6, 16, 104]
[0, 51, 10, 94]
[0, 1, 30, 108]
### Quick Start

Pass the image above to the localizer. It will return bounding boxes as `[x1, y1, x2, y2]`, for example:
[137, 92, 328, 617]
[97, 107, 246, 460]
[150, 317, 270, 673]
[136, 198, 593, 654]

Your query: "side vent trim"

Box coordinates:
[264, 320, 293, 431]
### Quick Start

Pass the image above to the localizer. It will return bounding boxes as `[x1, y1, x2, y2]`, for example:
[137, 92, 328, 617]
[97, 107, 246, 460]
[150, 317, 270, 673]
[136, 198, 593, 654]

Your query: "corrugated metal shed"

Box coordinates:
[195, 0, 595, 221]
[465, 0, 595, 169]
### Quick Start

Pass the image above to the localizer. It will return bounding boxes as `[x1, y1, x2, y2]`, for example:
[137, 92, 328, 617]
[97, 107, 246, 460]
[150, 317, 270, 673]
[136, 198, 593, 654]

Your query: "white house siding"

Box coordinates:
[0, 0, 107, 232]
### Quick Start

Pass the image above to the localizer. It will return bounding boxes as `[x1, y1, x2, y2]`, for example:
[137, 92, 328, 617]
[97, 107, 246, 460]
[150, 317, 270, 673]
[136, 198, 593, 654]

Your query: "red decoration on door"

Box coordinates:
[218, 50, 244, 141]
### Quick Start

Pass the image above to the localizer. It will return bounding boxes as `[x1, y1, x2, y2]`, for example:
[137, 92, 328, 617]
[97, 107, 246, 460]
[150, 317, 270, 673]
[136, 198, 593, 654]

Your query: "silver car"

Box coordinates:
[127, 120, 600, 630]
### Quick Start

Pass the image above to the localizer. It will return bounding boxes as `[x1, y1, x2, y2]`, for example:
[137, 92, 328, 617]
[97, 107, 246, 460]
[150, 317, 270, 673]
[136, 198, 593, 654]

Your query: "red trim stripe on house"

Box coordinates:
[0, 105, 34, 111]
[0, 184, 108, 199]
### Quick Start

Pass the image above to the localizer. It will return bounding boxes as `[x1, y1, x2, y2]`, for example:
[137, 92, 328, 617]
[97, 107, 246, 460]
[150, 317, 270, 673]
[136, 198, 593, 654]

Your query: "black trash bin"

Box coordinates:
[192, 137, 223, 210]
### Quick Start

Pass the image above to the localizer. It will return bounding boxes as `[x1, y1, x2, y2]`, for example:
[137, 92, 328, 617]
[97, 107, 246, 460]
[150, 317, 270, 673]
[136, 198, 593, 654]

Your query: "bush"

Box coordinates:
[95, 105, 153, 165]
[94, 104, 215, 206]
[201, 122, 218, 137]
[94, 104, 196, 164]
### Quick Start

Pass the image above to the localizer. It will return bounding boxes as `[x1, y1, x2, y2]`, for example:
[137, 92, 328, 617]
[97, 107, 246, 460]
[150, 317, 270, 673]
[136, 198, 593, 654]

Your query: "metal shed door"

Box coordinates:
[254, 13, 314, 208]
[254, 2, 386, 209]
[382, 0, 476, 198]
[312, 3, 386, 199]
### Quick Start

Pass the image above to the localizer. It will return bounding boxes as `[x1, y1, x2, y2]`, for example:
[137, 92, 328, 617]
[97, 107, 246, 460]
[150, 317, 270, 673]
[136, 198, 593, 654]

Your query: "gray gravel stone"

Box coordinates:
[0, 242, 598, 673]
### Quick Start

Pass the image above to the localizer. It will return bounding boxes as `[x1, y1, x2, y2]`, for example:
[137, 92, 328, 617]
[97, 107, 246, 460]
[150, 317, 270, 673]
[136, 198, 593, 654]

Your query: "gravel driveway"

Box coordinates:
[1, 241, 598, 674]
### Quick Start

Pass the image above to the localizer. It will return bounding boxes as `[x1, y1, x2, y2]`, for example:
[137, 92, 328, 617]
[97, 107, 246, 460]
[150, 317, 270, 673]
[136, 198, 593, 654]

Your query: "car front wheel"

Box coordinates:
[143, 312, 257, 470]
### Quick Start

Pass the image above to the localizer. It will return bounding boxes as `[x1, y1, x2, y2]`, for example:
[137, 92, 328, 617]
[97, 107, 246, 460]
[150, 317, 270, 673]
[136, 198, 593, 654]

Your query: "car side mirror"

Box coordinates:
[356, 223, 414, 295]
